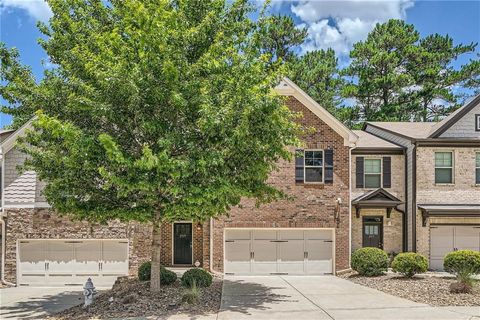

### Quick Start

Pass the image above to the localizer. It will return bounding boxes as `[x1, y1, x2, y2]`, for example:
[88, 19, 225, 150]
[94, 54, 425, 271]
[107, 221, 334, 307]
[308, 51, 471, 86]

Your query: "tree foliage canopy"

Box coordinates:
[1, 0, 300, 224]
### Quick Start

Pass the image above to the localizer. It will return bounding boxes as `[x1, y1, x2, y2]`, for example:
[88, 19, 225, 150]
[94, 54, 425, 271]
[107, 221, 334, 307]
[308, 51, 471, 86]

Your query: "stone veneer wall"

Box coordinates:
[415, 147, 480, 259]
[210, 96, 351, 273]
[3, 208, 205, 283]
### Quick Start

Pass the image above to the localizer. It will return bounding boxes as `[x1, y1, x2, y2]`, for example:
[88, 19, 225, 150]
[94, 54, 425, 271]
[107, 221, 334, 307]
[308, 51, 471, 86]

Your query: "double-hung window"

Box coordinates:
[435, 152, 453, 184]
[364, 159, 382, 188]
[304, 150, 324, 183]
[476, 152, 480, 185]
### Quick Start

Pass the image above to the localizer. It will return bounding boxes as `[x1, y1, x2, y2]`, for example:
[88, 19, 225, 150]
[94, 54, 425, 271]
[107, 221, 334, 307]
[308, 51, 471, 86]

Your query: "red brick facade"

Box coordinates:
[2, 96, 351, 283]
[208, 96, 351, 272]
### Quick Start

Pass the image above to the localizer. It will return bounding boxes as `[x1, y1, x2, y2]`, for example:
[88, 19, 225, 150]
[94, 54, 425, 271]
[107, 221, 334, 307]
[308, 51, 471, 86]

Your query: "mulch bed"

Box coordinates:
[339, 271, 480, 306]
[49, 276, 223, 319]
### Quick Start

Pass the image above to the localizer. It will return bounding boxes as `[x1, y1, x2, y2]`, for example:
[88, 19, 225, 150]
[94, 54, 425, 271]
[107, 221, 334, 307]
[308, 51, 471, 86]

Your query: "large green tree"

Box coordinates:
[343, 20, 419, 123]
[255, 14, 307, 64]
[343, 19, 480, 124]
[408, 34, 480, 121]
[289, 48, 344, 117]
[1, 0, 299, 291]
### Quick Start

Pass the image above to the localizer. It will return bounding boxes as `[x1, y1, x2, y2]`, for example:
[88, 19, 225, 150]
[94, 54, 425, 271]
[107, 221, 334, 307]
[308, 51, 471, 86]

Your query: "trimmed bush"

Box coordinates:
[391, 252, 428, 278]
[137, 261, 177, 285]
[443, 250, 480, 275]
[444, 250, 480, 293]
[351, 247, 388, 277]
[181, 268, 213, 288]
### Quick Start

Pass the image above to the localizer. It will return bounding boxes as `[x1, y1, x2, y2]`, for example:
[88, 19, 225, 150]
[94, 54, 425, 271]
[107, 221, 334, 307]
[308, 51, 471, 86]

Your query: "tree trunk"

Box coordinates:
[150, 214, 162, 292]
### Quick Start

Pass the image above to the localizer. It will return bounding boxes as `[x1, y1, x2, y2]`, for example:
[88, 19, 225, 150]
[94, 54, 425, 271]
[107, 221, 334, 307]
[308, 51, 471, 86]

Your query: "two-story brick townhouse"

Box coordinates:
[359, 95, 480, 270]
[0, 78, 358, 286]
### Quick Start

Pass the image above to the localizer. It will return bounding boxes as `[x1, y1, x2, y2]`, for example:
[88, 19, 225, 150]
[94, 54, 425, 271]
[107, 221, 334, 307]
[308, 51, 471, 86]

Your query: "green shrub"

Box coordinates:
[444, 250, 480, 293]
[351, 247, 388, 277]
[391, 252, 428, 277]
[137, 261, 177, 285]
[181, 268, 213, 288]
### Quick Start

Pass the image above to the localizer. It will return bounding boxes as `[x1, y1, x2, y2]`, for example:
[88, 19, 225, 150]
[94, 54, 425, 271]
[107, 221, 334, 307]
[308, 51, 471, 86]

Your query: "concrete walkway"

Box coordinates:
[218, 276, 480, 320]
[0, 286, 86, 319]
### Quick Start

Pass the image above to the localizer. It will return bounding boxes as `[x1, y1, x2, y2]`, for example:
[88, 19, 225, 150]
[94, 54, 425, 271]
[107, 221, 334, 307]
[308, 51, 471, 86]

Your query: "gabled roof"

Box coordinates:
[0, 117, 36, 155]
[353, 130, 402, 150]
[352, 188, 403, 206]
[365, 122, 436, 140]
[275, 78, 358, 147]
[429, 94, 480, 138]
[3, 170, 37, 207]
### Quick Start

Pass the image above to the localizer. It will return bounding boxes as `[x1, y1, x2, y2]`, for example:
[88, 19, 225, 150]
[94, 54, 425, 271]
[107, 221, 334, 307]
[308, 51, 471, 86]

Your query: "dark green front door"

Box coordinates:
[174, 223, 192, 265]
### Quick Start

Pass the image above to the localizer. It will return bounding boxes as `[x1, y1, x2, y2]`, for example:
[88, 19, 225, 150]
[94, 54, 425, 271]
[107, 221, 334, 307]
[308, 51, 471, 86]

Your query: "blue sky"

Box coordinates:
[1, 0, 479, 128]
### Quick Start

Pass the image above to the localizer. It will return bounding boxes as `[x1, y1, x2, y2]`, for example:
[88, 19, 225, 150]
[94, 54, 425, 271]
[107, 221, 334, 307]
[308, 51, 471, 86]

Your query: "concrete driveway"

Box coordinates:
[0, 286, 85, 319]
[218, 276, 480, 320]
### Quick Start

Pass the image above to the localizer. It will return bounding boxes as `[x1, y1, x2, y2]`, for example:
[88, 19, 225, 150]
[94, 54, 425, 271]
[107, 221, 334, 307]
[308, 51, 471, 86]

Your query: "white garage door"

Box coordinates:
[18, 239, 129, 286]
[225, 229, 334, 275]
[430, 226, 480, 270]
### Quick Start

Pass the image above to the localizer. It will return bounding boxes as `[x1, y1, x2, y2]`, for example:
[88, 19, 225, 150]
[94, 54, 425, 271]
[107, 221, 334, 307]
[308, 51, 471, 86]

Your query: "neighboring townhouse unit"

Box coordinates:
[363, 95, 480, 270]
[0, 78, 358, 286]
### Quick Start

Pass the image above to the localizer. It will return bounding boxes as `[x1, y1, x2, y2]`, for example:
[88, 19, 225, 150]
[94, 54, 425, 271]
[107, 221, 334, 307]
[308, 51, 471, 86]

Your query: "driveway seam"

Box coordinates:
[280, 276, 335, 320]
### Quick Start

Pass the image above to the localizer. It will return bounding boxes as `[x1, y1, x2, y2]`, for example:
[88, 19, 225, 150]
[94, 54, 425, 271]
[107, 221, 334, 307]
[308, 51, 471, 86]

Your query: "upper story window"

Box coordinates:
[476, 152, 480, 185]
[435, 152, 453, 184]
[475, 114, 480, 131]
[355, 156, 391, 189]
[364, 159, 382, 188]
[304, 150, 324, 183]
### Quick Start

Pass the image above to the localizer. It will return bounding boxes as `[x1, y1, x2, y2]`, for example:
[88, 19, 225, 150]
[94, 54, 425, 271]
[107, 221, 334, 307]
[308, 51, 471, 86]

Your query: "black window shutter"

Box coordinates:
[356, 157, 364, 188]
[383, 156, 391, 188]
[295, 149, 304, 183]
[324, 149, 334, 184]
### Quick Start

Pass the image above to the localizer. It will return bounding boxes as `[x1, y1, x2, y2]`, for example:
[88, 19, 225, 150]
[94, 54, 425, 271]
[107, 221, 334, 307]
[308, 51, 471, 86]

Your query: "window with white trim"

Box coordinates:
[364, 158, 382, 188]
[476, 152, 480, 185]
[304, 150, 323, 183]
[435, 152, 453, 184]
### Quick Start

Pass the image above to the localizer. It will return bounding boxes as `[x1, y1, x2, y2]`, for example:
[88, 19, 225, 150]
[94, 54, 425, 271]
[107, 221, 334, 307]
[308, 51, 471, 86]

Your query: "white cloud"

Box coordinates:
[291, 0, 415, 55]
[1, 0, 52, 22]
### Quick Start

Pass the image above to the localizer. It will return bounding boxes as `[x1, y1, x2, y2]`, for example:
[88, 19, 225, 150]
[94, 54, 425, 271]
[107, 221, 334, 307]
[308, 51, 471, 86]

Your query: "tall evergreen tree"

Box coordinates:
[343, 20, 419, 122]
[409, 34, 480, 121]
[290, 48, 344, 117]
[255, 14, 307, 64]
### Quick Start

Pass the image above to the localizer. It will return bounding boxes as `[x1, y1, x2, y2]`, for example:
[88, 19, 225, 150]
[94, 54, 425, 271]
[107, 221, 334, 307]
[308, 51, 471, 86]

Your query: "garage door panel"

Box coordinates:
[430, 227, 454, 271]
[305, 230, 332, 240]
[455, 227, 480, 251]
[102, 241, 129, 274]
[47, 241, 75, 274]
[252, 240, 277, 274]
[225, 240, 251, 274]
[18, 241, 46, 285]
[225, 229, 251, 241]
[74, 241, 102, 274]
[277, 240, 304, 274]
[305, 240, 333, 274]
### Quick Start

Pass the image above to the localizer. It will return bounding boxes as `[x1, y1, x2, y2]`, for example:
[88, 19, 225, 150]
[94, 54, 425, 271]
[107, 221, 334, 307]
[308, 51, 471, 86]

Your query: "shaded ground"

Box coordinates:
[218, 275, 480, 320]
[49, 277, 222, 320]
[0, 287, 86, 320]
[340, 272, 480, 307]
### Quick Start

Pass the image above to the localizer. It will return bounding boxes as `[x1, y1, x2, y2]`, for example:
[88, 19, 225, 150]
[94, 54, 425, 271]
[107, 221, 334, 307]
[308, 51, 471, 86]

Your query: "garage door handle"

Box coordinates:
[250, 252, 254, 259]
[304, 252, 308, 259]
[225, 240, 234, 243]
[270, 240, 288, 242]
[324, 240, 333, 243]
